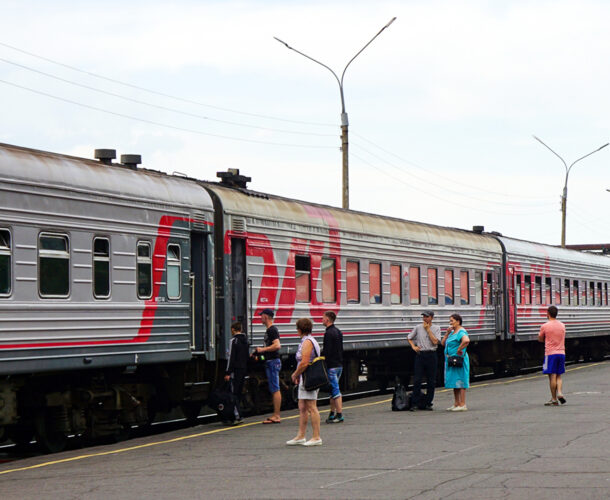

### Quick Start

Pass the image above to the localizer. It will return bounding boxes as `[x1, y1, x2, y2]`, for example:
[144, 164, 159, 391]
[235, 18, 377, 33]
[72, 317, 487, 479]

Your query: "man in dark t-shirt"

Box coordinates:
[322, 311, 344, 423]
[255, 308, 282, 424]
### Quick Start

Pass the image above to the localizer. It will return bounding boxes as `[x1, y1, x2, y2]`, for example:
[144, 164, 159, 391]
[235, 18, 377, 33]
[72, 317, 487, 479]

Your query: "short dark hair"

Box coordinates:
[547, 305, 558, 319]
[450, 313, 463, 325]
[231, 321, 242, 332]
[296, 317, 313, 334]
[323, 311, 336, 323]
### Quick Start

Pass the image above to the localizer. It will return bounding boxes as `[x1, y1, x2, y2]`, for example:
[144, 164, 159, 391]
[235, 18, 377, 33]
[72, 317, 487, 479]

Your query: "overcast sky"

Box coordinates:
[2, 0, 610, 246]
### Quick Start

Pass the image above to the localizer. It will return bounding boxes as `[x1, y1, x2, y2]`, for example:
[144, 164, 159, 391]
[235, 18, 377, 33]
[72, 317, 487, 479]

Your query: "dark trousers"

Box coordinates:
[231, 370, 246, 419]
[412, 351, 437, 409]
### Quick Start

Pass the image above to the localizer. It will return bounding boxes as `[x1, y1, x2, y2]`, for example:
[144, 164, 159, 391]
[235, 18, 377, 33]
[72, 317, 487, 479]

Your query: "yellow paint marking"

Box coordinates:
[0, 362, 603, 476]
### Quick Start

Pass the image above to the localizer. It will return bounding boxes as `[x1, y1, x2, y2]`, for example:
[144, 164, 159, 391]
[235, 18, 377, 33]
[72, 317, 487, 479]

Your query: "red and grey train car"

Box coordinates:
[1, 143, 608, 451]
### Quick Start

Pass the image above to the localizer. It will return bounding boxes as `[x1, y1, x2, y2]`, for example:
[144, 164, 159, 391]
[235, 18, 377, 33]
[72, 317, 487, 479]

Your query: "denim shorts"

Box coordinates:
[265, 358, 282, 393]
[543, 354, 565, 375]
[328, 366, 343, 399]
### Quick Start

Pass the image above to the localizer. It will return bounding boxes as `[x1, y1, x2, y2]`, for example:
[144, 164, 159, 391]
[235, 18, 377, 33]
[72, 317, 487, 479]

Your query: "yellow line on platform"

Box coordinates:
[0, 362, 603, 476]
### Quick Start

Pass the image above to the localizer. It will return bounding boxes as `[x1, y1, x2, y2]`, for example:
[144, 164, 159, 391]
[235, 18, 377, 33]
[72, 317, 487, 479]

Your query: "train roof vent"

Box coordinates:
[94, 149, 117, 165]
[472, 225, 485, 234]
[231, 216, 247, 234]
[217, 168, 251, 189]
[120, 154, 141, 170]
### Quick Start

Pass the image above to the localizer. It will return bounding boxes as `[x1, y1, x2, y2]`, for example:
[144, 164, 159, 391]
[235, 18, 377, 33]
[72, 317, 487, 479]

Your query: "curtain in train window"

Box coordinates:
[295, 255, 311, 303]
[597, 282, 602, 306]
[346, 260, 360, 304]
[544, 277, 552, 304]
[390, 264, 402, 305]
[321, 257, 336, 303]
[39, 234, 70, 297]
[93, 237, 110, 298]
[409, 267, 420, 305]
[554, 278, 561, 304]
[572, 280, 579, 305]
[427, 268, 438, 305]
[460, 270, 469, 305]
[137, 241, 152, 299]
[515, 275, 522, 305]
[475, 272, 483, 305]
[369, 262, 382, 304]
[167, 244, 181, 299]
[524, 275, 531, 305]
[534, 276, 542, 305]
[0, 229, 10, 295]
[563, 279, 570, 305]
[445, 270, 454, 305]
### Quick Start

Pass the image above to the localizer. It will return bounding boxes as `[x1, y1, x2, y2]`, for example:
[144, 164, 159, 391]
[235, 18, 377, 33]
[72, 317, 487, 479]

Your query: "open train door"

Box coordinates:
[487, 268, 503, 335]
[230, 237, 249, 340]
[190, 231, 213, 354]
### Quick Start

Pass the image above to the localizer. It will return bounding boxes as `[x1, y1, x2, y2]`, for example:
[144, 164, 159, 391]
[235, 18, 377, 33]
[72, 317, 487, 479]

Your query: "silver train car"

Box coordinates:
[1, 143, 608, 451]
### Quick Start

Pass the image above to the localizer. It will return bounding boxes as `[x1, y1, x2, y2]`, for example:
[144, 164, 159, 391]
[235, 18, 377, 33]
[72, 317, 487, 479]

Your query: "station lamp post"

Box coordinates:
[533, 135, 609, 247]
[274, 17, 396, 210]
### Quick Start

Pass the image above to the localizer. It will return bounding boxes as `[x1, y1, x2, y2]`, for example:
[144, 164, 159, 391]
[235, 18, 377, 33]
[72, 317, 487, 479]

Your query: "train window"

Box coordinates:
[544, 277, 551, 304]
[523, 274, 532, 306]
[167, 244, 181, 299]
[321, 258, 336, 303]
[583, 282, 588, 305]
[563, 279, 570, 305]
[515, 275, 522, 305]
[534, 276, 542, 305]
[460, 270, 469, 305]
[445, 270, 454, 305]
[605, 283, 609, 306]
[589, 281, 595, 306]
[295, 255, 311, 303]
[486, 273, 493, 305]
[409, 267, 420, 305]
[369, 262, 382, 304]
[597, 283, 602, 306]
[475, 272, 483, 305]
[346, 260, 360, 304]
[427, 268, 438, 305]
[390, 264, 402, 305]
[0, 229, 10, 295]
[137, 241, 152, 299]
[39, 233, 70, 297]
[93, 237, 110, 298]
[572, 280, 579, 305]
[554, 278, 561, 304]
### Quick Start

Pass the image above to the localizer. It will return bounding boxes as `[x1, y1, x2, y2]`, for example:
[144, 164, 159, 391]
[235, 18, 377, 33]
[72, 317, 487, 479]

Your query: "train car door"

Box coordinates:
[486, 268, 503, 334]
[190, 232, 209, 352]
[231, 237, 248, 339]
[507, 266, 517, 336]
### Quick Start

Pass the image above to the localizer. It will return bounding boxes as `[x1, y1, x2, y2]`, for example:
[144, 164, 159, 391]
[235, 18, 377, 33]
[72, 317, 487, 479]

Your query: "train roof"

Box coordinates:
[498, 235, 610, 267]
[0, 143, 213, 211]
[204, 183, 503, 254]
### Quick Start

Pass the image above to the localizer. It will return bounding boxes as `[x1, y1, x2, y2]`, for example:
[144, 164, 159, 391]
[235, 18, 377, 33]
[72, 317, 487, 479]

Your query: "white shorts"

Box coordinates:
[298, 380, 319, 401]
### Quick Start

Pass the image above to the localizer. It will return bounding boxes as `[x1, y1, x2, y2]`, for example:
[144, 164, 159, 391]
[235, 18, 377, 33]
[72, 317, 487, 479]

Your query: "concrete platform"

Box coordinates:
[1, 361, 609, 499]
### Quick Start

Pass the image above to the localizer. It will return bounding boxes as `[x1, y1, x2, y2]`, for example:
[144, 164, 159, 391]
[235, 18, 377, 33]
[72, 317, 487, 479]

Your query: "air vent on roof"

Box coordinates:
[120, 154, 141, 170]
[94, 149, 116, 165]
[472, 226, 485, 234]
[231, 216, 246, 234]
[217, 168, 251, 188]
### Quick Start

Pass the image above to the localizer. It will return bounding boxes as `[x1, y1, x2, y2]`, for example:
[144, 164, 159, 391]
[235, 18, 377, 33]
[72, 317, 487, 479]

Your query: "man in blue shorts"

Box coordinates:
[255, 309, 282, 423]
[322, 311, 344, 423]
[538, 305, 567, 406]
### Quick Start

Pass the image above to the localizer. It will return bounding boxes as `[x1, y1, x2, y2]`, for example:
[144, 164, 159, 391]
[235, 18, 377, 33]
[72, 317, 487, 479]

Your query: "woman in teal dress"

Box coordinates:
[441, 313, 470, 411]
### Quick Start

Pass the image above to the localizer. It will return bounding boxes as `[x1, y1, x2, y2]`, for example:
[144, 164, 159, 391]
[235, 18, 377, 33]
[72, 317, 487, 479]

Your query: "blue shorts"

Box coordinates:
[265, 358, 282, 393]
[543, 354, 565, 375]
[328, 366, 342, 399]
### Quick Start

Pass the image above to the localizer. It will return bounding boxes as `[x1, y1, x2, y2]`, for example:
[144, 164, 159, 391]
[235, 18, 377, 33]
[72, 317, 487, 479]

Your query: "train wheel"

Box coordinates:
[35, 414, 68, 454]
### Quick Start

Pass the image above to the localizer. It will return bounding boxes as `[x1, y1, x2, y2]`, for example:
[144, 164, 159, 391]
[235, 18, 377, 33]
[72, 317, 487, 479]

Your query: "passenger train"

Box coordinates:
[0, 142, 608, 451]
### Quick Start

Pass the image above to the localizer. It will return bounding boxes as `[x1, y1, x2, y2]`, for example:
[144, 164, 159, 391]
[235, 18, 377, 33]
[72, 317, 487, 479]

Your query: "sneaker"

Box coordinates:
[325, 414, 336, 424]
[332, 415, 344, 423]
[303, 438, 322, 446]
[451, 405, 468, 412]
[286, 438, 306, 446]
[544, 400, 559, 406]
[230, 418, 243, 426]
[446, 406, 455, 411]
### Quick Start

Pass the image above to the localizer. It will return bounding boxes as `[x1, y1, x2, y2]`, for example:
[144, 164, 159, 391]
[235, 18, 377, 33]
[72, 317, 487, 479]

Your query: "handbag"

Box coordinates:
[302, 356, 329, 391]
[447, 355, 464, 367]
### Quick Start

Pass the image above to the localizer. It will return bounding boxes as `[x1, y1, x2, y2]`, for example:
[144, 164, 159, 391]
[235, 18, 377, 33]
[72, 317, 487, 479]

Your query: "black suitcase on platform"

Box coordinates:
[391, 383, 412, 411]
[207, 384, 238, 422]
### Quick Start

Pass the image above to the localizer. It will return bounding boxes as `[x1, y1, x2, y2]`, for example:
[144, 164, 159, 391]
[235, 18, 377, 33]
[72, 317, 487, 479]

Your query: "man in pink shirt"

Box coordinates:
[538, 305, 566, 406]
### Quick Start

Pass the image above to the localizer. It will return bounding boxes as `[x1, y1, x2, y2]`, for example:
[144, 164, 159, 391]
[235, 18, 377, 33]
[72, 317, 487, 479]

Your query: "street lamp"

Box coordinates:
[275, 17, 396, 210]
[533, 135, 609, 247]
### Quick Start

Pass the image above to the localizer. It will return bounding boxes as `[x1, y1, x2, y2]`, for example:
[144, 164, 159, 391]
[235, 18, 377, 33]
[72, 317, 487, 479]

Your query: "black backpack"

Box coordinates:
[391, 383, 412, 411]
[207, 383, 238, 422]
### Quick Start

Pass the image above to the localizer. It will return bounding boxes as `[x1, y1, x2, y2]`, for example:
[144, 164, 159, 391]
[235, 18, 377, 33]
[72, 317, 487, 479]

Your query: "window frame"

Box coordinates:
[475, 271, 483, 305]
[345, 260, 360, 304]
[38, 232, 71, 298]
[369, 261, 382, 305]
[166, 243, 182, 300]
[390, 264, 402, 305]
[409, 266, 421, 305]
[295, 255, 311, 303]
[444, 269, 454, 305]
[427, 267, 438, 305]
[0, 228, 11, 297]
[460, 270, 470, 305]
[93, 236, 111, 299]
[320, 257, 336, 304]
[137, 240, 153, 300]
